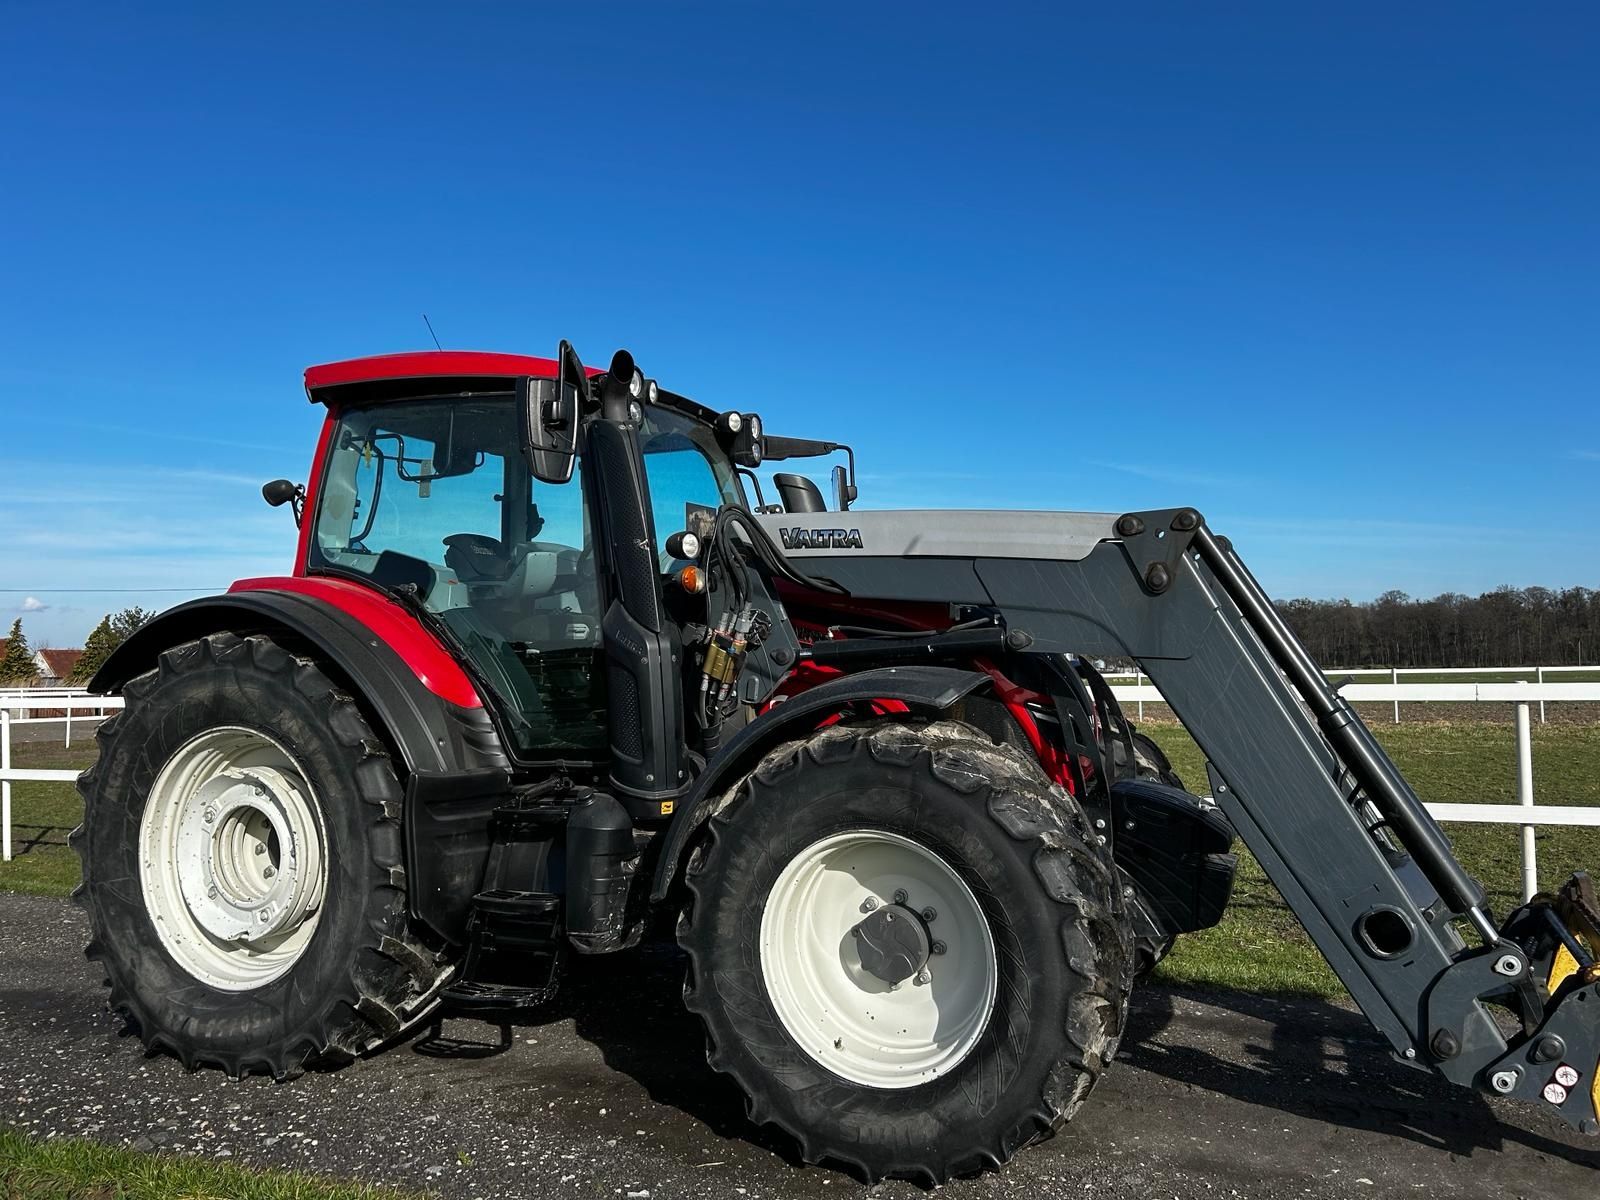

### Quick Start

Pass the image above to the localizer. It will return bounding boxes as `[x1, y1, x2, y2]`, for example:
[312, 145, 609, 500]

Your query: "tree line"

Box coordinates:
[1, 608, 155, 685]
[1277, 586, 1600, 669]
[5, 588, 1599, 683]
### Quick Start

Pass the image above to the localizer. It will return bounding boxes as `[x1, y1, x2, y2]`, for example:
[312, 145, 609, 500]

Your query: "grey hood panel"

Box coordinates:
[754, 509, 1120, 562]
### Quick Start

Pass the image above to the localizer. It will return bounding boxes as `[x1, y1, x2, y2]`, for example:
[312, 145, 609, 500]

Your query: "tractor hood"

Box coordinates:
[754, 509, 1120, 563]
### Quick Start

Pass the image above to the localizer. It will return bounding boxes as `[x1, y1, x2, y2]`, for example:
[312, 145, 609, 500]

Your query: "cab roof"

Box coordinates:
[303, 348, 717, 426]
[304, 350, 571, 402]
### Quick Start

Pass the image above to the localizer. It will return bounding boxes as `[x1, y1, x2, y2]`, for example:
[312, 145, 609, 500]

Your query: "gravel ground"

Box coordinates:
[2, 893, 1596, 1200]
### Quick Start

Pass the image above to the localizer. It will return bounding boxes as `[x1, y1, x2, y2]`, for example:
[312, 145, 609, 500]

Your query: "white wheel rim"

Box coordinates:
[138, 727, 328, 991]
[759, 829, 998, 1089]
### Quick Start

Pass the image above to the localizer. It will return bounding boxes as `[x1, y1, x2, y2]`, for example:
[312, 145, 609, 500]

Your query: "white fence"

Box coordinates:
[0, 688, 1595, 902]
[1106, 664, 1598, 724]
[1, 692, 123, 861]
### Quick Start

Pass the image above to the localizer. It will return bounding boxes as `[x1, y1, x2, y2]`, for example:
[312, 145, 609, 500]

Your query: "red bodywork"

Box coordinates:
[231, 576, 483, 709]
[281, 351, 1076, 786]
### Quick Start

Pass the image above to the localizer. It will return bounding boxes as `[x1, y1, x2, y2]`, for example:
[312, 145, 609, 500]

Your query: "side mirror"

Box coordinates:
[832, 464, 857, 511]
[262, 478, 305, 525]
[520, 340, 588, 484]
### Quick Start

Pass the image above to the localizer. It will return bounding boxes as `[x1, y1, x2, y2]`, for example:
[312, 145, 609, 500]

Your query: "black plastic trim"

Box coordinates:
[648, 665, 992, 902]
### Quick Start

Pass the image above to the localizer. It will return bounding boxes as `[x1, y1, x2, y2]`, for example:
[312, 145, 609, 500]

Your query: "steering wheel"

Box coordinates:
[443, 533, 519, 583]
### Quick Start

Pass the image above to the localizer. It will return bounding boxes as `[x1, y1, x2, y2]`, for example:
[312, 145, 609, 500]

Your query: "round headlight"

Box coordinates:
[647, 380, 659, 404]
[748, 413, 763, 441]
[720, 410, 743, 435]
[665, 530, 702, 560]
[628, 400, 644, 424]
[629, 369, 644, 399]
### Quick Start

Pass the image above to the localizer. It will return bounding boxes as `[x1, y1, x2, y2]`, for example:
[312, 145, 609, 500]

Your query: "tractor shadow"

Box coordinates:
[416, 941, 1600, 1178]
[1122, 983, 1600, 1168]
[421, 941, 805, 1165]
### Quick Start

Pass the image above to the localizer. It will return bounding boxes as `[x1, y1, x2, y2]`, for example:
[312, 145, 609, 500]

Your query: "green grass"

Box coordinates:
[0, 741, 89, 898]
[0, 1128, 422, 1200]
[1147, 719, 1600, 999]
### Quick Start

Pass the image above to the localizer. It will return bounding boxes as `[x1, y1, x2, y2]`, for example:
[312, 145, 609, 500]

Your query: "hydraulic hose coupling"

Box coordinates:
[698, 605, 767, 707]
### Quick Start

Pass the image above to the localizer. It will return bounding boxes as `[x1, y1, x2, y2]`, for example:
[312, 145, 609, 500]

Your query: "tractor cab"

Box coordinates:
[280, 345, 841, 801]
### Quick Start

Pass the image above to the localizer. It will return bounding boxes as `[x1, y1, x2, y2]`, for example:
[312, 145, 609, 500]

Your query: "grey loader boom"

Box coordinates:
[762, 504, 1600, 1124]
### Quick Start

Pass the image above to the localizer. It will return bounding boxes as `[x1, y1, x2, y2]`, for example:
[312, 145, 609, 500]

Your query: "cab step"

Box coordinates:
[441, 889, 563, 1011]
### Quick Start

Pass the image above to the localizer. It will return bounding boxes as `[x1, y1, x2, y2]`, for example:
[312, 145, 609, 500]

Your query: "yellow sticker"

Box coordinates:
[660, 801, 675, 816]
[1551, 944, 1581, 996]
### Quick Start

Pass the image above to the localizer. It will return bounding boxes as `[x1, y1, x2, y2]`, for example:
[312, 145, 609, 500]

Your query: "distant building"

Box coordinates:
[33, 648, 84, 686]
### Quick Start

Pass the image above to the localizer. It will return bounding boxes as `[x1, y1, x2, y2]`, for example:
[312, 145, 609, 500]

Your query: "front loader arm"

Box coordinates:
[762, 505, 1600, 1130]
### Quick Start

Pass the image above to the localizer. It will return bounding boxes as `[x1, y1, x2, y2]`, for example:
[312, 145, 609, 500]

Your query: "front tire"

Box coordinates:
[679, 720, 1132, 1183]
[72, 633, 445, 1078]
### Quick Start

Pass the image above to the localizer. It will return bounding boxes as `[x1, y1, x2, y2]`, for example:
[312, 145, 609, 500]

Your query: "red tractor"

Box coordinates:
[76, 343, 1600, 1182]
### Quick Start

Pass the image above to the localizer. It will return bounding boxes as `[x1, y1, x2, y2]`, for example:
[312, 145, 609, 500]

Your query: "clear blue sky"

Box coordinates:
[2, 3, 1596, 648]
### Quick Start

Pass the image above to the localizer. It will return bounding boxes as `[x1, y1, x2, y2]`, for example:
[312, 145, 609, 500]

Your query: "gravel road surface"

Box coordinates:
[2, 894, 1594, 1199]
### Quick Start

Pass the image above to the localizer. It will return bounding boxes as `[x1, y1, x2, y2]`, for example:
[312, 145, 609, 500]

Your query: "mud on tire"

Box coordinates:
[72, 632, 446, 1078]
[678, 719, 1134, 1183]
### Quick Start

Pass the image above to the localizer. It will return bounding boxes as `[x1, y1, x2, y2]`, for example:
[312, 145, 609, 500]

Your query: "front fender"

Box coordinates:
[647, 665, 992, 903]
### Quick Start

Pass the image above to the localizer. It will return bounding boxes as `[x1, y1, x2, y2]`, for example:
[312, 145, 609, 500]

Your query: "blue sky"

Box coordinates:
[2, 3, 1596, 648]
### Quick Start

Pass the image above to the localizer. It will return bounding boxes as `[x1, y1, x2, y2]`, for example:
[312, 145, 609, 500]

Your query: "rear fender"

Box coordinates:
[648, 665, 993, 903]
[91, 588, 504, 777]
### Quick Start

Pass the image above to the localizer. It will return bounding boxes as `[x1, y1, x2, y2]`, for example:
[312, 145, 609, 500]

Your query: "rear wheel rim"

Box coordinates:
[138, 726, 328, 991]
[759, 829, 998, 1089]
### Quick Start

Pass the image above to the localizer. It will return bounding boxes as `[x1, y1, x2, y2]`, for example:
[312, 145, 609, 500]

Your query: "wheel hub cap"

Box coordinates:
[851, 904, 931, 985]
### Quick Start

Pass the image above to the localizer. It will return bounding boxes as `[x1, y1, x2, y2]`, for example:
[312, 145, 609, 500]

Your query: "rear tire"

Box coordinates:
[678, 720, 1132, 1183]
[72, 632, 446, 1078]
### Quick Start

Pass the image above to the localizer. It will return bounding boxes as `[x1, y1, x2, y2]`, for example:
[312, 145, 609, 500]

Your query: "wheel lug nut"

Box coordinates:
[860, 897, 879, 913]
[893, 889, 908, 905]
[915, 969, 931, 985]
[254, 844, 267, 856]
[203, 809, 216, 824]
[207, 886, 218, 899]
[921, 906, 937, 922]
[263, 866, 276, 879]
[931, 941, 947, 955]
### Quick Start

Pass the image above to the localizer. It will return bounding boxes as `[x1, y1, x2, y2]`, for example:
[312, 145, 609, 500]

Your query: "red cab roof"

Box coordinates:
[303, 350, 568, 395]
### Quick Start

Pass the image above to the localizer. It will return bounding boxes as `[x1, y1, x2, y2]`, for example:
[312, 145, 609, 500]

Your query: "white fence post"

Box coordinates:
[1516, 701, 1537, 902]
[1392, 667, 1400, 724]
[2, 708, 11, 863]
[1136, 670, 1144, 721]
[1538, 665, 1546, 725]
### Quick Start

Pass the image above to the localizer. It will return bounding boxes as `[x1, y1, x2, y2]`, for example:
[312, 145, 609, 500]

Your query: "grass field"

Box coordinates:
[1145, 718, 1600, 997]
[1, 741, 85, 899]
[5, 720, 1599, 1001]
[0, 1129, 421, 1200]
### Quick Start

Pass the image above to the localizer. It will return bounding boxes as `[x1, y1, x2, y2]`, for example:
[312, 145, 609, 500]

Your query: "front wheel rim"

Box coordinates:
[759, 829, 998, 1089]
[138, 726, 328, 991]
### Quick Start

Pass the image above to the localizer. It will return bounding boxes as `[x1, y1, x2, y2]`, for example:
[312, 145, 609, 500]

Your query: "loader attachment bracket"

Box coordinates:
[1479, 979, 1600, 1133]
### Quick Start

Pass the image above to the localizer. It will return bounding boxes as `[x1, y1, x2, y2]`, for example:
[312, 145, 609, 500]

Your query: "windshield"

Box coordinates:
[637, 405, 743, 566]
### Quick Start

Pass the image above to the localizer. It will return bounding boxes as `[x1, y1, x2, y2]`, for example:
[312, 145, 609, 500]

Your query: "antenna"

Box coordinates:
[422, 313, 443, 351]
